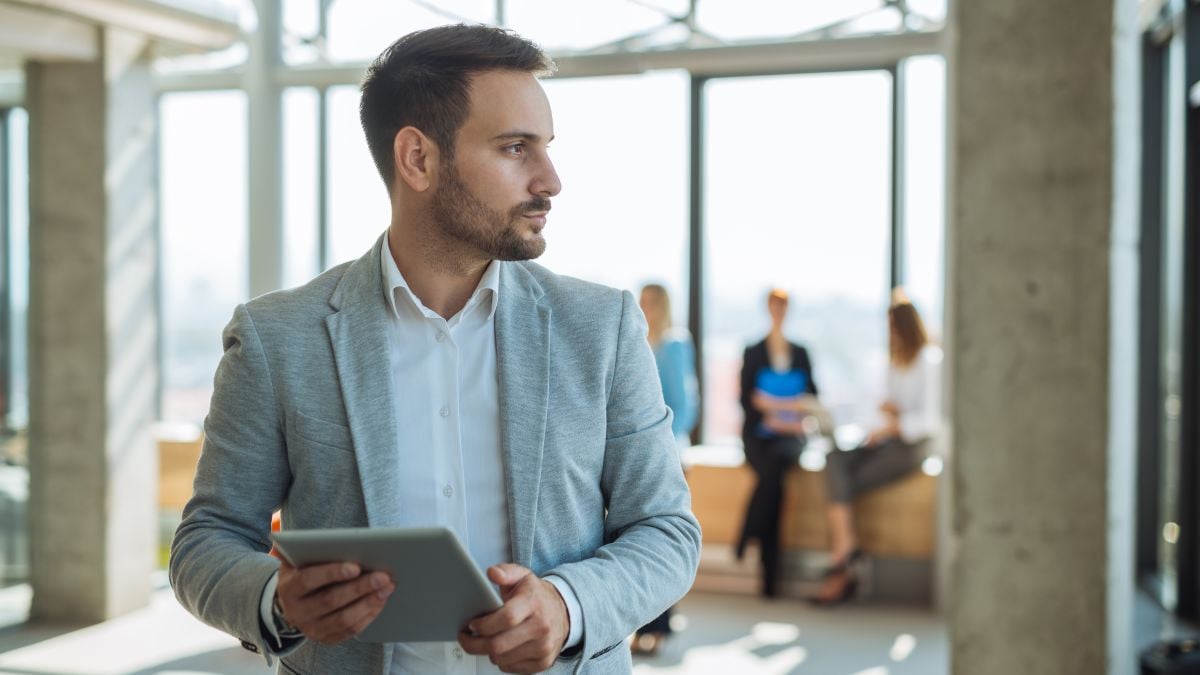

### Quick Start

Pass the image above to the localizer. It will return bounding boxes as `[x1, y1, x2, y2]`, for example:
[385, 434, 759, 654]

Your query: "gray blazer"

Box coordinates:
[170, 234, 702, 675]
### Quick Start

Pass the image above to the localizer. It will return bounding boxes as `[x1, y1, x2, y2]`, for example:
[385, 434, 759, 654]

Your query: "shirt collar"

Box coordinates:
[380, 238, 502, 323]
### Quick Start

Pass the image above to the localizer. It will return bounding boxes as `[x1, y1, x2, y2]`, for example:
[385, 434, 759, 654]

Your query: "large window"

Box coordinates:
[326, 86, 391, 267]
[159, 91, 249, 426]
[283, 87, 321, 288]
[901, 55, 946, 336]
[702, 71, 893, 445]
[537, 72, 689, 301]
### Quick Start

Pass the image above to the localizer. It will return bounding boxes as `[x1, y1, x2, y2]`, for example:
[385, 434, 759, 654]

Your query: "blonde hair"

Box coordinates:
[640, 284, 672, 342]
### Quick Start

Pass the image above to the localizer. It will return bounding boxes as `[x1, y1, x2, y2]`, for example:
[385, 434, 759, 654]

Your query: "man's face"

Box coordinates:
[430, 70, 561, 261]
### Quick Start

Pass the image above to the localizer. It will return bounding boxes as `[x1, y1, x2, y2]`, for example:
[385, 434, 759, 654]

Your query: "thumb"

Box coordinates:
[488, 563, 532, 590]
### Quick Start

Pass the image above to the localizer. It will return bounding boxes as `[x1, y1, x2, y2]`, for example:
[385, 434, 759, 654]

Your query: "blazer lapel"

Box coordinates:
[495, 263, 550, 569]
[325, 233, 403, 528]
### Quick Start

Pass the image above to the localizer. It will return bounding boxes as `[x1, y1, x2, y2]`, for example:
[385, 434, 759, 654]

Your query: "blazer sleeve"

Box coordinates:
[795, 345, 819, 396]
[740, 345, 757, 414]
[545, 291, 702, 668]
[169, 304, 290, 660]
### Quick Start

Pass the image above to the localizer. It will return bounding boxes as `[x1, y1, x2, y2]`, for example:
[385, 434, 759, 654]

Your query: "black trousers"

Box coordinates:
[737, 436, 800, 597]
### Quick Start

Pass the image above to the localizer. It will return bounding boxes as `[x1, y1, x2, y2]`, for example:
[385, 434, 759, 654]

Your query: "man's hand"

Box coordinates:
[275, 560, 395, 645]
[458, 563, 570, 674]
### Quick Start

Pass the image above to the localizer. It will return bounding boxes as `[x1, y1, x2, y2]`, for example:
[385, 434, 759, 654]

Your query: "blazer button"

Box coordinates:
[241, 640, 260, 654]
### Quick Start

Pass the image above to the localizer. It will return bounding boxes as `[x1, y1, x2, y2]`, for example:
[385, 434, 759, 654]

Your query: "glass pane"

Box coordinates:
[698, 0, 894, 42]
[153, 0, 249, 73]
[283, 87, 320, 288]
[326, 0, 494, 63]
[537, 71, 688, 304]
[1157, 33, 1189, 611]
[283, 0, 321, 65]
[703, 71, 893, 446]
[2, 108, 29, 584]
[6, 108, 27, 432]
[160, 91, 249, 426]
[902, 55, 946, 337]
[326, 86, 390, 266]
[505, 1, 685, 52]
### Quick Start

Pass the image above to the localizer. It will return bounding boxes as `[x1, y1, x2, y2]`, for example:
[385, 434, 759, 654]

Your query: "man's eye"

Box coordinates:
[504, 143, 525, 156]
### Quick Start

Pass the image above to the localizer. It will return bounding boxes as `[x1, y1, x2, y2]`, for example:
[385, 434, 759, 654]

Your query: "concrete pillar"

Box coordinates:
[947, 0, 1138, 673]
[25, 27, 159, 623]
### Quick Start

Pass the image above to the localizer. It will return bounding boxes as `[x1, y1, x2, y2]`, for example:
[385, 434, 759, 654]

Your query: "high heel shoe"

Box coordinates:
[810, 574, 859, 607]
[809, 568, 859, 607]
[820, 548, 863, 579]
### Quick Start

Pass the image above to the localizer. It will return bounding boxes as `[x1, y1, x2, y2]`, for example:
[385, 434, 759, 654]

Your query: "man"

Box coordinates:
[169, 24, 701, 675]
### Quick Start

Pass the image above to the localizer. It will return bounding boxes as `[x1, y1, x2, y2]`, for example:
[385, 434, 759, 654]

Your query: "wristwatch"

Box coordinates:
[271, 594, 304, 641]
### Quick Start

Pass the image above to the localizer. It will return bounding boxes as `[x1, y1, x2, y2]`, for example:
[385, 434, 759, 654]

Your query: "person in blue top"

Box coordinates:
[633, 283, 699, 655]
[639, 284, 699, 444]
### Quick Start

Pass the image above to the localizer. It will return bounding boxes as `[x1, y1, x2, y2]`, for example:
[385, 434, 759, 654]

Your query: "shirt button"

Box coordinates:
[443, 484, 454, 498]
[436, 331, 447, 342]
[453, 646, 464, 659]
[439, 406, 450, 418]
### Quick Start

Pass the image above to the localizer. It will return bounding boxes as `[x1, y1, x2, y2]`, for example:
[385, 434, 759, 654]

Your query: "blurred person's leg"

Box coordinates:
[823, 447, 863, 563]
[736, 437, 771, 558]
[759, 439, 794, 598]
[815, 439, 927, 604]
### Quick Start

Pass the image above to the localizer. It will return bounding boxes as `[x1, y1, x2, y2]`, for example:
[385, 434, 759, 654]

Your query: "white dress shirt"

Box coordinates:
[260, 241, 582, 672]
[886, 344, 944, 444]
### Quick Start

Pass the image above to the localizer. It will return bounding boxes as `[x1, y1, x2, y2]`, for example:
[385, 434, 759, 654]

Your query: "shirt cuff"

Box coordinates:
[259, 571, 283, 646]
[544, 574, 584, 650]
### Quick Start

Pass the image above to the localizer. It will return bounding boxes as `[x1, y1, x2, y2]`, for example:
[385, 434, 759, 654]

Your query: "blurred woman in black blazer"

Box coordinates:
[736, 288, 819, 597]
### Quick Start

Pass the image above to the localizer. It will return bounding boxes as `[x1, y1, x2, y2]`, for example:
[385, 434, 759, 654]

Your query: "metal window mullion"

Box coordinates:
[1175, 0, 1200, 620]
[246, 0, 284, 298]
[317, 85, 329, 271]
[688, 75, 705, 445]
[1138, 32, 1168, 586]
[890, 61, 906, 292]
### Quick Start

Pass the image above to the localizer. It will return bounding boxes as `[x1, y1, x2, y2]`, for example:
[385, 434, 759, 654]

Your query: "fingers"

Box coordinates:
[308, 582, 394, 645]
[487, 563, 532, 592]
[469, 588, 533, 638]
[464, 624, 559, 673]
[459, 574, 569, 673]
[280, 561, 360, 596]
[276, 561, 395, 645]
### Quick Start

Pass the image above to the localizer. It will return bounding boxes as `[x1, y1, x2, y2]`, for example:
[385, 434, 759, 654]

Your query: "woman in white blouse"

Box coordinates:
[812, 290, 942, 605]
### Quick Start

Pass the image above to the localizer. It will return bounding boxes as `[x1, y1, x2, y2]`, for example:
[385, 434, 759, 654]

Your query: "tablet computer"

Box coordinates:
[270, 527, 503, 643]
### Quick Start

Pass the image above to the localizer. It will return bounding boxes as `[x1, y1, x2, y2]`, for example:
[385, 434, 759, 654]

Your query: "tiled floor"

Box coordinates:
[0, 577, 947, 675]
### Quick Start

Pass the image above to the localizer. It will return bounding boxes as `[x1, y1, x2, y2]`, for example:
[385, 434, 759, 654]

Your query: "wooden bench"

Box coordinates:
[158, 433, 203, 512]
[685, 445, 939, 600]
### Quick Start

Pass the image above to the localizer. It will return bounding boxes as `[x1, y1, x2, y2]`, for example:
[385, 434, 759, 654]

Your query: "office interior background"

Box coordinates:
[0, 0, 1196, 673]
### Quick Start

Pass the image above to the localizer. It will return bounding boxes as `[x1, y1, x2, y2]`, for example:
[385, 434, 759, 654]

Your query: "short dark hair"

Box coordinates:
[359, 24, 555, 190]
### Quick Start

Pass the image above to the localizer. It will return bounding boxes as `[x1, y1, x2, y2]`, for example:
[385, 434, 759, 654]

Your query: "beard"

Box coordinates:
[430, 161, 549, 261]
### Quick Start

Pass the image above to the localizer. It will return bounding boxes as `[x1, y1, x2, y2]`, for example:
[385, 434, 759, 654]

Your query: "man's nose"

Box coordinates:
[532, 156, 562, 198]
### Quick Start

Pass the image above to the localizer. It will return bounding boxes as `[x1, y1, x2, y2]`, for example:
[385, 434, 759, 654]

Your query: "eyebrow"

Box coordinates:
[490, 130, 555, 143]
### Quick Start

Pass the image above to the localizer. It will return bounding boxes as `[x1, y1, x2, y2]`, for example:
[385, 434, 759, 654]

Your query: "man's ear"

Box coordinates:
[393, 127, 438, 193]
